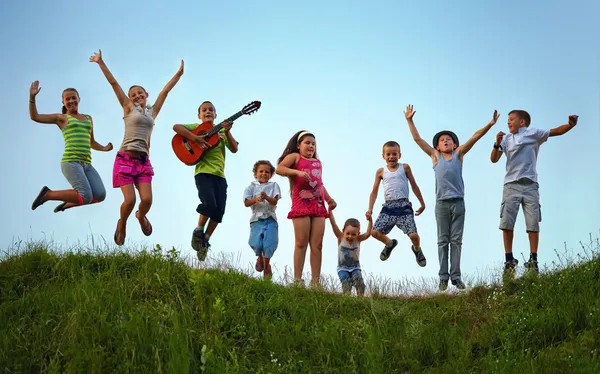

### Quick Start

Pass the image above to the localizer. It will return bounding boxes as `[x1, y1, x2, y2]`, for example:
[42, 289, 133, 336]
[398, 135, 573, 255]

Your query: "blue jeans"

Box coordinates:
[338, 269, 365, 294]
[248, 217, 278, 258]
[61, 162, 106, 204]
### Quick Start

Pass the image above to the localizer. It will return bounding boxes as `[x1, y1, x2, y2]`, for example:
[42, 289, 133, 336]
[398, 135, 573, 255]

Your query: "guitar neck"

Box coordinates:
[206, 111, 244, 136]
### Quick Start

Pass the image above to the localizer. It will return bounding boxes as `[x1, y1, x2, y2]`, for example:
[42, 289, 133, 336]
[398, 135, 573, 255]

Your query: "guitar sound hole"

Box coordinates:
[183, 139, 195, 154]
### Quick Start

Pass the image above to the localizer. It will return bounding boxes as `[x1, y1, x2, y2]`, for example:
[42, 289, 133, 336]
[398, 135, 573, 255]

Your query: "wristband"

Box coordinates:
[493, 143, 500, 150]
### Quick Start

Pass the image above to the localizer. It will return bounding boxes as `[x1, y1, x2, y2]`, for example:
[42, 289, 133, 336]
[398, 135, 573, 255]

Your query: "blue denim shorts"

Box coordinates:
[338, 269, 362, 283]
[248, 217, 278, 258]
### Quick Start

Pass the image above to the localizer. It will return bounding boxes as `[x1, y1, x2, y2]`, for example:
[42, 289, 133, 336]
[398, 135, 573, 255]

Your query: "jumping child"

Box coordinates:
[367, 141, 427, 267]
[276, 130, 336, 286]
[90, 49, 184, 246]
[404, 104, 499, 290]
[243, 160, 281, 278]
[29, 81, 112, 213]
[173, 101, 238, 261]
[328, 208, 372, 296]
[491, 110, 578, 275]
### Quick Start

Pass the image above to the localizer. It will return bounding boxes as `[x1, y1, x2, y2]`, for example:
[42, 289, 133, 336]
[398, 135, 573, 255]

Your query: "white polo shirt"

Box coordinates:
[500, 126, 550, 184]
[243, 181, 281, 223]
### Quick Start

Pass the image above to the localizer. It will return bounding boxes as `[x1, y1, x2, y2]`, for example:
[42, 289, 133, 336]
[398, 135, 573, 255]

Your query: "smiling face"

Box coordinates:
[128, 86, 148, 107]
[198, 102, 216, 124]
[62, 89, 80, 113]
[436, 134, 457, 153]
[382, 145, 401, 167]
[297, 135, 316, 158]
[255, 164, 273, 184]
[343, 223, 360, 245]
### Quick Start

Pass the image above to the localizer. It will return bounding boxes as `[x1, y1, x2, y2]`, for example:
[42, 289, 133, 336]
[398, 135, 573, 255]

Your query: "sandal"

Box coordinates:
[114, 219, 126, 246]
[136, 210, 153, 236]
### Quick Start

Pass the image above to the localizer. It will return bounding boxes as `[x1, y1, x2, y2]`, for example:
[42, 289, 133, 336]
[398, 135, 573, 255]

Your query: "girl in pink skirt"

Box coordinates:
[276, 130, 336, 286]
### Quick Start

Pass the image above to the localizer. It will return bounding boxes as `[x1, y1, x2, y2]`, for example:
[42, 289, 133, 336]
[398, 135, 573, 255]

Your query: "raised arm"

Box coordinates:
[89, 50, 131, 111]
[404, 105, 437, 158]
[366, 168, 383, 219]
[28, 81, 67, 128]
[490, 131, 505, 163]
[328, 209, 343, 240]
[151, 60, 184, 119]
[89, 116, 113, 152]
[358, 214, 373, 242]
[457, 110, 499, 159]
[404, 163, 425, 216]
[549, 115, 578, 137]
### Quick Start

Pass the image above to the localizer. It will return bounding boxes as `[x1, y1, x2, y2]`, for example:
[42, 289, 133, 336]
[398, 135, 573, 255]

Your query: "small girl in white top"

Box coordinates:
[243, 160, 281, 279]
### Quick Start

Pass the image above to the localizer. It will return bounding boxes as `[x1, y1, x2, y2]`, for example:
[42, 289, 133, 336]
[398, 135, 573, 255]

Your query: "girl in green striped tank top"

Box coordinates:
[29, 81, 113, 213]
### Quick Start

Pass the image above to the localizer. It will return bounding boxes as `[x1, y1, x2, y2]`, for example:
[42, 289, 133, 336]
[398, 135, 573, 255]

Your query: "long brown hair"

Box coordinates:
[277, 130, 317, 196]
[61, 88, 79, 114]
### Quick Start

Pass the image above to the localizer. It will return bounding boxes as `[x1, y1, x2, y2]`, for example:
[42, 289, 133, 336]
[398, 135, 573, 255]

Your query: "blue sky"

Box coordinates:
[1, 0, 598, 288]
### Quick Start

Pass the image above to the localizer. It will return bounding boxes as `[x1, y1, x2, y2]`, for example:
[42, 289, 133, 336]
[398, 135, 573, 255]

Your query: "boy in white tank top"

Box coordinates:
[367, 141, 427, 267]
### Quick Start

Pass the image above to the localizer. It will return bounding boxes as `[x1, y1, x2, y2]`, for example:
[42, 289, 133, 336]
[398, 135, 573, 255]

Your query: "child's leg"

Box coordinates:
[398, 212, 426, 267]
[338, 271, 352, 294]
[449, 199, 466, 282]
[262, 218, 278, 278]
[204, 176, 227, 241]
[193, 174, 218, 254]
[352, 269, 366, 296]
[32, 162, 91, 210]
[372, 210, 398, 261]
[522, 182, 541, 271]
[248, 220, 265, 272]
[113, 184, 136, 245]
[499, 182, 521, 261]
[135, 182, 153, 236]
[308, 216, 326, 285]
[291, 216, 311, 281]
[522, 183, 541, 254]
[435, 201, 451, 281]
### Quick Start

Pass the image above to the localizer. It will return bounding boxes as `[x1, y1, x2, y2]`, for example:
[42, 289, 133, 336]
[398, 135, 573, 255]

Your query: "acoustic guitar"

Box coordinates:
[172, 101, 261, 165]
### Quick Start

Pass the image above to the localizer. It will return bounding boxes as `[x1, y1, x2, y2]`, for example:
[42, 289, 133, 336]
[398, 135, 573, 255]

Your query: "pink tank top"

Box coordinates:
[291, 156, 325, 210]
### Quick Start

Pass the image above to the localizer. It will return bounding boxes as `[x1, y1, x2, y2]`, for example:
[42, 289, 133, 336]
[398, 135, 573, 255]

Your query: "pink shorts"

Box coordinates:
[112, 152, 154, 188]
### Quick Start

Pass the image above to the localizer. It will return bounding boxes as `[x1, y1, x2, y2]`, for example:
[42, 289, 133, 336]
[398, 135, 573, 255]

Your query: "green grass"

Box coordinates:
[1, 236, 599, 373]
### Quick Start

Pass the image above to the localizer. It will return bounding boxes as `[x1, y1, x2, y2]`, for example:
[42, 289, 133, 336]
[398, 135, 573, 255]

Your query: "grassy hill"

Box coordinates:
[1, 237, 599, 373]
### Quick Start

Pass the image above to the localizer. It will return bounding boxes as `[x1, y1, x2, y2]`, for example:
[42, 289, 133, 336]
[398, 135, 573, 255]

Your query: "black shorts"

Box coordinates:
[195, 173, 228, 223]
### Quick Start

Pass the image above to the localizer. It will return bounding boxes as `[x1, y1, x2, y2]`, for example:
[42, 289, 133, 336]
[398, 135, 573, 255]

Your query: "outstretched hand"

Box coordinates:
[404, 104, 416, 120]
[89, 49, 103, 64]
[30, 81, 41, 97]
[489, 110, 500, 126]
[176, 60, 184, 76]
[568, 115, 579, 127]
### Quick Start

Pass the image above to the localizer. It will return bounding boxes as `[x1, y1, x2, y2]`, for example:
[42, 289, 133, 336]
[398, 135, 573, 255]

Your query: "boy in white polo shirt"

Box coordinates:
[490, 110, 578, 275]
[243, 160, 281, 279]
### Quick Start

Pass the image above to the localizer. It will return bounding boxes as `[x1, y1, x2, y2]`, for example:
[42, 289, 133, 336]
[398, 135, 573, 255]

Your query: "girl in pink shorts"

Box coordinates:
[276, 130, 336, 286]
[90, 49, 184, 246]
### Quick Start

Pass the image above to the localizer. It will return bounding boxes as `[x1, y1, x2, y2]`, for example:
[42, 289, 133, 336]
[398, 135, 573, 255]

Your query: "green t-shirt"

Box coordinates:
[183, 123, 231, 178]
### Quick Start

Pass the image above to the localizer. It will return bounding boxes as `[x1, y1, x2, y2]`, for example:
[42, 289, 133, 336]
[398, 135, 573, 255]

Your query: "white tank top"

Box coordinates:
[383, 163, 409, 201]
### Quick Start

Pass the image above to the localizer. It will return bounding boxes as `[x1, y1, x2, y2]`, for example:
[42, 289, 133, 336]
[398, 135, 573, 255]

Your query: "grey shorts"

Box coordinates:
[499, 179, 541, 232]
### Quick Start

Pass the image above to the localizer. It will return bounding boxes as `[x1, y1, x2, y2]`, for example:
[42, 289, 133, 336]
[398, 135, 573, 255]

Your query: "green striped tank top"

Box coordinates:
[61, 114, 92, 164]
